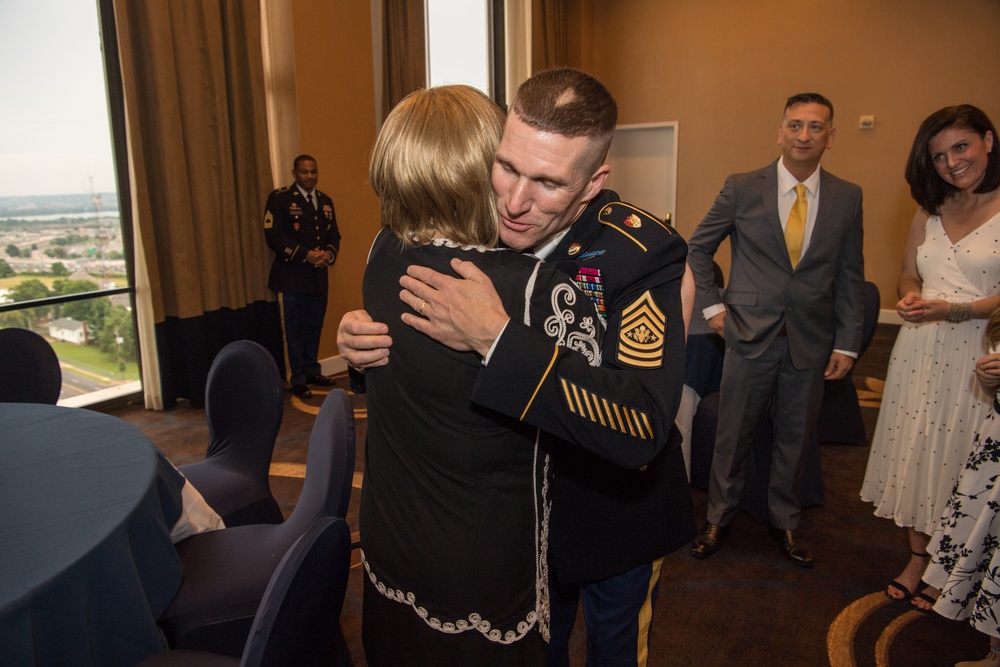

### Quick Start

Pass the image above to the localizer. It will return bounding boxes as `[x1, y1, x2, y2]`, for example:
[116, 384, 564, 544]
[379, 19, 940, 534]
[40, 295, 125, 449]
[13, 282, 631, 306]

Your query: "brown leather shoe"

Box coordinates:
[691, 523, 729, 559]
[769, 526, 814, 568]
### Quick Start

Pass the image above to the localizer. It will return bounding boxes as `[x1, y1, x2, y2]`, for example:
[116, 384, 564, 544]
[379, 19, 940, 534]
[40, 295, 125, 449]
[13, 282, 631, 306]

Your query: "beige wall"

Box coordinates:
[285, 0, 1000, 364]
[290, 1, 381, 361]
[571, 0, 1000, 310]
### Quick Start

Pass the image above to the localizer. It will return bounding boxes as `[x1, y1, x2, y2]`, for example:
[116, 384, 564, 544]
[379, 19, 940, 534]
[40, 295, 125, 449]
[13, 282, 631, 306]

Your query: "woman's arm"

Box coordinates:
[896, 209, 928, 321]
[896, 208, 1000, 323]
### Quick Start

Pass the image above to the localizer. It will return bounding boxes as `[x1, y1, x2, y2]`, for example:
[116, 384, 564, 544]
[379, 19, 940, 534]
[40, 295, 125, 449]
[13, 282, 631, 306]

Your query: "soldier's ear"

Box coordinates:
[583, 164, 611, 202]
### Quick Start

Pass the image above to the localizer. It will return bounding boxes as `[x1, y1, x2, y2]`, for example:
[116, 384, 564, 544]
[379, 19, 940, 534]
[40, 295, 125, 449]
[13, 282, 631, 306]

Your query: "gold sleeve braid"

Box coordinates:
[558, 377, 654, 440]
[519, 345, 560, 421]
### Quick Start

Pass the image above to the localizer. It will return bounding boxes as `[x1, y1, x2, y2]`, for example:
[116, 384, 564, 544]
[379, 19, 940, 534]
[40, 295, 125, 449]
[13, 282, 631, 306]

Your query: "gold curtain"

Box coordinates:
[534, 0, 567, 71]
[382, 0, 426, 120]
[113, 0, 274, 321]
[113, 0, 281, 407]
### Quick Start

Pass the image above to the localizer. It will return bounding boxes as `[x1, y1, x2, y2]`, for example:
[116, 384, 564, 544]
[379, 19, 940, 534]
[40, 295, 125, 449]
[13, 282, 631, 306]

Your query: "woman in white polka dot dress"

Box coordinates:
[861, 105, 1000, 612]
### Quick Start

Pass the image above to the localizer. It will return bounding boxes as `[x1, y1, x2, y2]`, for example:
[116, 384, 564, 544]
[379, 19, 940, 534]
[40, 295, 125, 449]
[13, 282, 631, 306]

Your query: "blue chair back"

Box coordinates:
[159, 389, 357, 656]
[139, 517, 353, 666]
[179, 340, 284, 526]
[0, 328, 61, 404]
[243, 516, 352, 666]
[294, 389, 356, 522]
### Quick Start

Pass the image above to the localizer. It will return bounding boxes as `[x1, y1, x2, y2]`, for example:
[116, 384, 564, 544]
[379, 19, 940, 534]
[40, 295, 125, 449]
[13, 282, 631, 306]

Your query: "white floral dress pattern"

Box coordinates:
[925, 387, 1000, 638]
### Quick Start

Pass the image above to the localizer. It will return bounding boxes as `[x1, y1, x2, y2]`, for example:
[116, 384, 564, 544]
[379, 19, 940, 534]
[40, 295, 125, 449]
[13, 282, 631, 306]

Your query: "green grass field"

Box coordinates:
[49, 337, 140, 382]
[0, 275, 58, 290]
[0, 274, 129, 292]
[2, 273, 139, 389]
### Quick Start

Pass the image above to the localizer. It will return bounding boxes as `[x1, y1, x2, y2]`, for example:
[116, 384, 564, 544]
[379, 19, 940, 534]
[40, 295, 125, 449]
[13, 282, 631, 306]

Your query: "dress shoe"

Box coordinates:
[307, 374, 336, 387]
[290, 384, 313, 399]
[691, 523, 729, 559]
[768, 526, 814, 568]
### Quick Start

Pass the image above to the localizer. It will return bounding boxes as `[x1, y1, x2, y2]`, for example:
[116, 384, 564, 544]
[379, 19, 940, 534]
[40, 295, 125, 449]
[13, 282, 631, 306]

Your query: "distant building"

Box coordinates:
[109, 293, 131, 309]
[67, 270, 97, 283]
[49, 318, 88, 345]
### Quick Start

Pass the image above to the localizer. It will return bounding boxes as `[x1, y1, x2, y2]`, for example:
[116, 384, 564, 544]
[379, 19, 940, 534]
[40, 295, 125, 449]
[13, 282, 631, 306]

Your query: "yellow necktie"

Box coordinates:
[785, 183, 807, 268]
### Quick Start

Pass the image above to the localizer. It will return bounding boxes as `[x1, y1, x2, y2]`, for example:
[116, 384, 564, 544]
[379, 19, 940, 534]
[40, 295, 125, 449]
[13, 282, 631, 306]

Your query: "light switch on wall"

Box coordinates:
[859, 115, 876, 130]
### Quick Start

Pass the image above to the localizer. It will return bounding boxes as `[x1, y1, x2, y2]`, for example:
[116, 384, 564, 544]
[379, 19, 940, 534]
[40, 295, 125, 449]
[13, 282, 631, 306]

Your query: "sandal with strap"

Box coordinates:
[885, 580, 913, 602]
[911, 587, 939, 614]
[885, 551, 931, 602]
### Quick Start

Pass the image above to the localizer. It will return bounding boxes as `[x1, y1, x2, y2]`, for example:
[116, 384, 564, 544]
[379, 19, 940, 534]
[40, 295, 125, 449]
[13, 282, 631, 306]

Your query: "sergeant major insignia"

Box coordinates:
[617, 290, 665, 368]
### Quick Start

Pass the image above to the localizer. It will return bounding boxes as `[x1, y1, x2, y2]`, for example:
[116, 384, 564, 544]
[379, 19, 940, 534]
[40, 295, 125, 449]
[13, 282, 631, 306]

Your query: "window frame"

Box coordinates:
[0, 0, 144, 411]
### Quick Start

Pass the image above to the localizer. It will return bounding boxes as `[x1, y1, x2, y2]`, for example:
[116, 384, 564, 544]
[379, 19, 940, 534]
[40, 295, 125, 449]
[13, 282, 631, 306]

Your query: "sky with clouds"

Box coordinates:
[0, 0, 117, 197]
[0, 0, 492, 199]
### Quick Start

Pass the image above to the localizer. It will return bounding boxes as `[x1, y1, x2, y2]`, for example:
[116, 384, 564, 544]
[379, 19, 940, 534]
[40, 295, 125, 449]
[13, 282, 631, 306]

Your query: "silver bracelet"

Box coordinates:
[947, 301, 973, 323]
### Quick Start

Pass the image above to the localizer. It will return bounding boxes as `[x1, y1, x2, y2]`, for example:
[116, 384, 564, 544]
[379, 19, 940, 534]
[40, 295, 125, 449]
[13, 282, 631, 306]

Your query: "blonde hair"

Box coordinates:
[369, 85, 505, 247]
[988, 306, 1000, 349]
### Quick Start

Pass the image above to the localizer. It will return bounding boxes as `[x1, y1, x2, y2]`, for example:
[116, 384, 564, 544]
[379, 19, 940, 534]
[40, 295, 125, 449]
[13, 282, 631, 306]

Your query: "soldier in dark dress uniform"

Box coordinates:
[263, 154, 341, 399]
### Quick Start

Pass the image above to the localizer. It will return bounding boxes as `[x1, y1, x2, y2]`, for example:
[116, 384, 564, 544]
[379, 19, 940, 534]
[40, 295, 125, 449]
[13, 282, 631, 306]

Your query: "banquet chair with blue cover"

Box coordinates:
[0, 328, 61, 404]
[815, 280, 881, 446]
[139, 515, 353, 667]
[159, 389, 356, 656]
[179, 340, 285, 527]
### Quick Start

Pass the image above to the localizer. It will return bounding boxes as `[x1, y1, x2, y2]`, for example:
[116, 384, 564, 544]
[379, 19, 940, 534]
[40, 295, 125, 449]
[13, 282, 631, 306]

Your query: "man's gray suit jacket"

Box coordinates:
[687, 159, 865, 369]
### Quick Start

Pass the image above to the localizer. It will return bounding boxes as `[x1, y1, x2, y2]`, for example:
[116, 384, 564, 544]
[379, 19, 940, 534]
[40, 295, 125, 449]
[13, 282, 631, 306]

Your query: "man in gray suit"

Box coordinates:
[687, 93, 864, 566]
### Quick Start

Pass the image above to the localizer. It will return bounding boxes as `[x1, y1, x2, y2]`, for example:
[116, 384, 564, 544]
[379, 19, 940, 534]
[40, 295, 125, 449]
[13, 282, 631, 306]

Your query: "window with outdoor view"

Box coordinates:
[0, 0, 140, 406]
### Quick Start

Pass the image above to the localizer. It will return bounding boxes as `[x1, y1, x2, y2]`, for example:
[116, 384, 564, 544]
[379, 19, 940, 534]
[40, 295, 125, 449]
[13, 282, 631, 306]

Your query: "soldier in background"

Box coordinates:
[263, 154, 340, 399]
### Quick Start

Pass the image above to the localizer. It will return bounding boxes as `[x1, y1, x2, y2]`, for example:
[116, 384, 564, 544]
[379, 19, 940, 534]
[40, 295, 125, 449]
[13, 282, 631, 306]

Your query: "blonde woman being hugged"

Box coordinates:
[861, 105, 1000, 611]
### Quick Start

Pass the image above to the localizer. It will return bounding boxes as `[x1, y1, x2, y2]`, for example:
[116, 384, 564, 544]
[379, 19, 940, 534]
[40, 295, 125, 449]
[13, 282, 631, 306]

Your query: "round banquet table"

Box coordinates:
[0, 403, 184, 666]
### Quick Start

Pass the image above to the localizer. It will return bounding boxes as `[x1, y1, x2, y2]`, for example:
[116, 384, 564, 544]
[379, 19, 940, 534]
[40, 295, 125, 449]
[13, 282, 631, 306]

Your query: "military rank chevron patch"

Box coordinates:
[264, 210, 274, 229]
[559, 377, 654, 440]
[617, 290, 665, 368]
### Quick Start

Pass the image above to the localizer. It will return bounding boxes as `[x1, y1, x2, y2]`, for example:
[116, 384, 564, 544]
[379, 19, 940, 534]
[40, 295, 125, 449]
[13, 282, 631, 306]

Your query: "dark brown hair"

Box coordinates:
[905, 105, 999, 214]
[784, 93, 834, 123]
[510, 68, 618, 175]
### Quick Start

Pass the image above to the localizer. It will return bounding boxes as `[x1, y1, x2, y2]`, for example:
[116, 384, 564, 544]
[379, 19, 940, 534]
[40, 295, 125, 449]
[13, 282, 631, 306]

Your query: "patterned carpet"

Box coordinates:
[115, 322, 992, 666]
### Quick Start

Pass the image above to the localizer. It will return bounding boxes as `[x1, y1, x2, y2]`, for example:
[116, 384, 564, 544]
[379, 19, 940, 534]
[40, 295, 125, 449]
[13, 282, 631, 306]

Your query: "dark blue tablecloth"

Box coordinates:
[0, 403, 184, 666]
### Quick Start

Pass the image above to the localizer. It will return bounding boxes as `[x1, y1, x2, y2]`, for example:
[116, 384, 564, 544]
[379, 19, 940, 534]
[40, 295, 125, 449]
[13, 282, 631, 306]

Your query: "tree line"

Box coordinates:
[1, 277, 136, 360]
